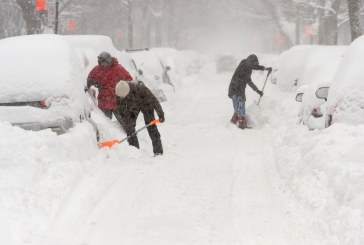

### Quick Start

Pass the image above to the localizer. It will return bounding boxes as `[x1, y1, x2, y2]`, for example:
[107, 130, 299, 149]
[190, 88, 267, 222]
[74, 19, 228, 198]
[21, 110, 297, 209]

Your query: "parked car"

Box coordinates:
[0, 34, 97, 137]
[298, 46, 346, 87]
[276, 45, 319, 91]
[64, 35, 137, 78]
[317, 35, 364, 126]
[295, 56, 343, 129]
[150, 47, 185, 81]
[216, 55, 237, 73]
[276, 45, 346, 92]
[127, 49, 174, 102]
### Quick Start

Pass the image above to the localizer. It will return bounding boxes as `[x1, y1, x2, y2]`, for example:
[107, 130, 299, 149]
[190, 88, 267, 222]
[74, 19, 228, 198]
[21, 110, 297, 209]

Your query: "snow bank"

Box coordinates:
[0, 121, 99, 244]
[266, 94, 364, 245]
[327, 35, 364, 125]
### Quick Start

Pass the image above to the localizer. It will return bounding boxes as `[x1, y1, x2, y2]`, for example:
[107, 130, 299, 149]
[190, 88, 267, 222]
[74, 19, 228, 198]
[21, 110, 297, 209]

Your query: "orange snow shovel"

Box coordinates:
[98, 119, 160, 149]
[257, 70, 272, 105]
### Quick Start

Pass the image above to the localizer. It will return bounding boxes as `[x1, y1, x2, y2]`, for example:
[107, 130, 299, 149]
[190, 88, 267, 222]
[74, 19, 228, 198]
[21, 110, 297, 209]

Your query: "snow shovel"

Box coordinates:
[257, 70, 272, 105]
[98, 119, 160, 149]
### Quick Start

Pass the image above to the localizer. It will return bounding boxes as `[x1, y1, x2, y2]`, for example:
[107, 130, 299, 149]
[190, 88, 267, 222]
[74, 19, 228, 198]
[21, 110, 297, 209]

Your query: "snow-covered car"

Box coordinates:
[298, 46, 346, 87]
[276, 45, 346, 91]
[216, 55, 237, 73]
[64, 35, 137, 78]
[179, 50, 207, 76]
[150, 47, 185, 80]
[295, 56, 343, 129]
[276, 45, 318, 91]
[0, 34, 95, 136]
[127, 49, 174, 102]
[269, 56, 280, 84]
[319, 35, 364, 126]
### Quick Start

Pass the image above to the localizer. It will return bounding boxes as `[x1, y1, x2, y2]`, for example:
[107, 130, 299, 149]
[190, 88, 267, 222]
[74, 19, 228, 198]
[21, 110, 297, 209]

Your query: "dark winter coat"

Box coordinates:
[115, 81, 164, 119]
[115, 81, 164, 155]
[228, 55, 265, 100]
[87, 57, 133, 110]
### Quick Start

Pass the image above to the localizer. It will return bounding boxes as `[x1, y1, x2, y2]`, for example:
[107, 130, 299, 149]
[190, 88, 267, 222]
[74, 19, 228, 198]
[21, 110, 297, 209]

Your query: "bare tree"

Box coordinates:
[260, 0, 294, 49]
[347, 0, 364, 41]
[127, 0, 134, 48]
[317, 0, 342, 45]
[15, 0, 47, 34]
[291, 0, 346, 45]
[0, 0, 24, 39]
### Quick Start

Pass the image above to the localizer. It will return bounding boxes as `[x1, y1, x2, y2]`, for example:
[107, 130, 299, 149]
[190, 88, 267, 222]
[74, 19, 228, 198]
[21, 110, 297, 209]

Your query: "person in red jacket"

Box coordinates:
[86, 51, 133, 119]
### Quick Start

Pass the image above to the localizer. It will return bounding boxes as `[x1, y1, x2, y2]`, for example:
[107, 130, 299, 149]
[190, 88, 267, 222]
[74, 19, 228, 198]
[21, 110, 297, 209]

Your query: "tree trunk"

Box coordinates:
[318, 0, 341, 45]
[155, 17, 162, 46]
[167, 1, 175, 47]
[127, 0, 133, 49]
[16, 0, 46, 34]
[347, 0, 364, 41]
[261, 0, 293, 49]
[295, 6, 301, 45]
[142, 2, 150, 48]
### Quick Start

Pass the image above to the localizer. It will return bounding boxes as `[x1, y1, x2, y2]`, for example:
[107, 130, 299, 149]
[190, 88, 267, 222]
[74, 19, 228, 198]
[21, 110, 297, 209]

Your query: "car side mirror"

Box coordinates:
[138, 69, 143, 75]
[166, 66, 171, 71]
[315, 87, 329, 101]
[295, 93, 303, 102]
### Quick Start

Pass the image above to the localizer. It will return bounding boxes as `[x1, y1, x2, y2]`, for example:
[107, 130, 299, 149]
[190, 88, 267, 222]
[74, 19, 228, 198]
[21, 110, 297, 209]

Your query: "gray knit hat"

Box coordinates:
[98, 51, 113, 65]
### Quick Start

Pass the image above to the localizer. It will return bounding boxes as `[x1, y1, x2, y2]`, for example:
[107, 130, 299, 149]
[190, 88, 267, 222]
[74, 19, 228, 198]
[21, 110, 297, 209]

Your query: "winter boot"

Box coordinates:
[230, 113, 239, 124]
[238, 116, 248, 129]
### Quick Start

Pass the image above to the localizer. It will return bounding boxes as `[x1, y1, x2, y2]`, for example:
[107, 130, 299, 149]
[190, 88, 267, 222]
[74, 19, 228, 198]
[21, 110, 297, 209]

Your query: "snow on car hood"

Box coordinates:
[0, 34, 85, 103]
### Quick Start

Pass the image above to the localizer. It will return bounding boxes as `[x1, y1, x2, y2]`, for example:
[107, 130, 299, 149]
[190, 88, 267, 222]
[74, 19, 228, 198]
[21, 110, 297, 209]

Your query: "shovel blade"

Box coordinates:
[98, 139, 120, 149]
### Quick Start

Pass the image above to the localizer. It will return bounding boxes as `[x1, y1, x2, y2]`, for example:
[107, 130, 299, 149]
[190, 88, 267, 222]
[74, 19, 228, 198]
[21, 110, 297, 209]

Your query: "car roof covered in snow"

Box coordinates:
[64, 35, 136, 78]
[0, 34, 84, 102]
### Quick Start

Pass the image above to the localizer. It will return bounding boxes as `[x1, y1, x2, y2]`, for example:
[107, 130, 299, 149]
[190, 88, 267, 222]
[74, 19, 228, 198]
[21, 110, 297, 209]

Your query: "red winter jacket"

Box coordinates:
[87, 57, 133, 110]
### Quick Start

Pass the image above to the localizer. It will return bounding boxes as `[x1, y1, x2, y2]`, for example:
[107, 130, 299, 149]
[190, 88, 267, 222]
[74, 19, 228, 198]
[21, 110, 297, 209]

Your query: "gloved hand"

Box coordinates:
[159, 115, 165, 123]
[257, 90, 264, 97]
[265, 67, 272, 73]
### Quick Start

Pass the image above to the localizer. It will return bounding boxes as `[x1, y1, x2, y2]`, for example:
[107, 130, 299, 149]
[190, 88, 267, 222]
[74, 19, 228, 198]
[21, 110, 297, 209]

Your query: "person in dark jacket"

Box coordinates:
[228, 54, 272, 129]
[86, 51, 133, 119]
[115, 80, 165, 156]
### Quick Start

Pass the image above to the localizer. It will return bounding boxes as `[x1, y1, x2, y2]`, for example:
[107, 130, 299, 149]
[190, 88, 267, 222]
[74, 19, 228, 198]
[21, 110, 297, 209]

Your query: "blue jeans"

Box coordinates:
[232, 95, 245, 117]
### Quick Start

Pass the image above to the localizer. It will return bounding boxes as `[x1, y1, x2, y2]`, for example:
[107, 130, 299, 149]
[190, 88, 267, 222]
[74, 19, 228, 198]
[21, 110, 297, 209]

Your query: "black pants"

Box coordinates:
[117, 109, 163, 155]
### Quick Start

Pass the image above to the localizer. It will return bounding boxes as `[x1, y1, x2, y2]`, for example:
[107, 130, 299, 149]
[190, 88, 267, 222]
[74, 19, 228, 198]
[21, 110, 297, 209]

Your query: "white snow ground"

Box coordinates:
[0, 58, 363, 245]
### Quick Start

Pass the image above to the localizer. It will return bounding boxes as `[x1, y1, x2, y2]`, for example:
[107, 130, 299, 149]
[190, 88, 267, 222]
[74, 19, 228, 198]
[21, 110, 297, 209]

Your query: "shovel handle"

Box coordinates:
[98, 119, 160, 149]
[258, 70, 271, 105]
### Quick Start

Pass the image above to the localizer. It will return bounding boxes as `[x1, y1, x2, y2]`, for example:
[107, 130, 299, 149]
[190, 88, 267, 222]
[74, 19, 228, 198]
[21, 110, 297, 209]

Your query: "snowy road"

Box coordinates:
[1, 55, 363, 245]
[40, 70, 319, 245]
